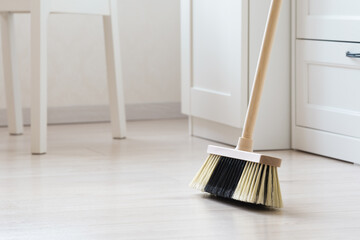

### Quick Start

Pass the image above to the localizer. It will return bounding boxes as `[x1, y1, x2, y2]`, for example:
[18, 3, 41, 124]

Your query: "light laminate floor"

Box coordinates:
[0, 119, 359, 240]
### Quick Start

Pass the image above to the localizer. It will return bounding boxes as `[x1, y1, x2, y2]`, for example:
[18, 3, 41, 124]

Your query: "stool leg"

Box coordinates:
[31, 0, 49, 154]
[103, 0, 126, 139]
[0, 13, 23, 135]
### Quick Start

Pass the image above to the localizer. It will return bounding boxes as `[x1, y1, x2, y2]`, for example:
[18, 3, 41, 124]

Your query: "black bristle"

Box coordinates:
[204, 157, 247, 198]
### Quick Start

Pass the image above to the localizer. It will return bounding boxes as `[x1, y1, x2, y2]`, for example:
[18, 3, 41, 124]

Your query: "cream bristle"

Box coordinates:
[256, 164, 268, 205]
[189, 154, 220, 191]
[237, 162, 253, 201]
[265, 166, 273, 206]
[248, 164, 263, 202]
[248, 163, 261, 202]
[274, 167, 283, 208]
[233, 163, 283, 208]
[232, 162, 250, 199]
[240, 163, 257, 201]
[272, 167, 278, 207]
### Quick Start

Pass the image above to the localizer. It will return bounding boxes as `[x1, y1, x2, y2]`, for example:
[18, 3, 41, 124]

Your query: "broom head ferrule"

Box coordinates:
[236, 137, 254, 152]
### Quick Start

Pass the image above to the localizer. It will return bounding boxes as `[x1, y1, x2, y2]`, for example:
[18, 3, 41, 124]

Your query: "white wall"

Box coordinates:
[0, 0, 180, 111]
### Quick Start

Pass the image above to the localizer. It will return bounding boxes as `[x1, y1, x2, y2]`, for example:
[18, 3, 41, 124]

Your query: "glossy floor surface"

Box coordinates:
[0, 119, 359, 239]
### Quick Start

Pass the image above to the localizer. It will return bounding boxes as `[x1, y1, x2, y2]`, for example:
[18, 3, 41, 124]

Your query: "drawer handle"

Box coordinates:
[346, 51, 360, 58]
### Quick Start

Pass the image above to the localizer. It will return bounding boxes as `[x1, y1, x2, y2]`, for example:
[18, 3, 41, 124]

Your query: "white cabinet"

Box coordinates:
[181, 0, 291, 150]
[293, 0, 360, 163]
[297, 0, 360, 42]
[181, 0, 248, 128]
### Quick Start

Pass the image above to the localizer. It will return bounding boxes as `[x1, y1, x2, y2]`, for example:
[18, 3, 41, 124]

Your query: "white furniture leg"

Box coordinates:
[103, 0, 126, 139]
[0, 13, 24, 135]
[31, 0, 49, 154]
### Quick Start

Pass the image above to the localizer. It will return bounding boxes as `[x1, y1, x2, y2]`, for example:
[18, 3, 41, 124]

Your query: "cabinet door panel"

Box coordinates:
[181, 0, 248, 128]
[297, 0, 360, 41]
[296, 40, 360, 138]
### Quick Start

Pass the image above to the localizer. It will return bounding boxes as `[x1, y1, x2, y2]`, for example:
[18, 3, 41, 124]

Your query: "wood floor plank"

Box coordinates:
[0, 119, 359, 239]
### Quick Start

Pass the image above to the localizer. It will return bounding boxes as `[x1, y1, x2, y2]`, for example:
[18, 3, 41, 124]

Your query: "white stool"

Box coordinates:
[0, 0, 127, 154]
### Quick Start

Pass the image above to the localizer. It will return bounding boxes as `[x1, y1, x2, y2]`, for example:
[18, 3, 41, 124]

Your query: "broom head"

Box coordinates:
[190, 145, 283, 208]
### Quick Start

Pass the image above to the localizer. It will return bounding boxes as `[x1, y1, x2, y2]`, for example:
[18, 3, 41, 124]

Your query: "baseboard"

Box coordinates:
[0, 102, 185, 127]
[191, 117, 241, 147]
[191, 117, 290, 151]
[293, 126, 360, 164]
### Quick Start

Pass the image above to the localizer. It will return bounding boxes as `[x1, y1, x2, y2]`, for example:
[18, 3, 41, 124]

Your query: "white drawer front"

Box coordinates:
[297, 0, 360, 41]
[296, 40, 360, 138]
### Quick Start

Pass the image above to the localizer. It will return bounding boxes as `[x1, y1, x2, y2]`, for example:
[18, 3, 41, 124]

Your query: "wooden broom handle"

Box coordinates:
[237, 0, 283, 152]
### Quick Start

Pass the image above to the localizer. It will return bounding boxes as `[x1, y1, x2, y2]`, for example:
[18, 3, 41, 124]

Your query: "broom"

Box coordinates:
[190, 0, 283, 208]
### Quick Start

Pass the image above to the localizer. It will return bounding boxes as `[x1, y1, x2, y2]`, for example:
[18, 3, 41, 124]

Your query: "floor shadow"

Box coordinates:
[201, 194, 282, 214]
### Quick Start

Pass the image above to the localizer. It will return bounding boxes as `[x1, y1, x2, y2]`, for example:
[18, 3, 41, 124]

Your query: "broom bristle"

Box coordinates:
[190, 154, 283, 208]
[190, 154, 220, 191]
